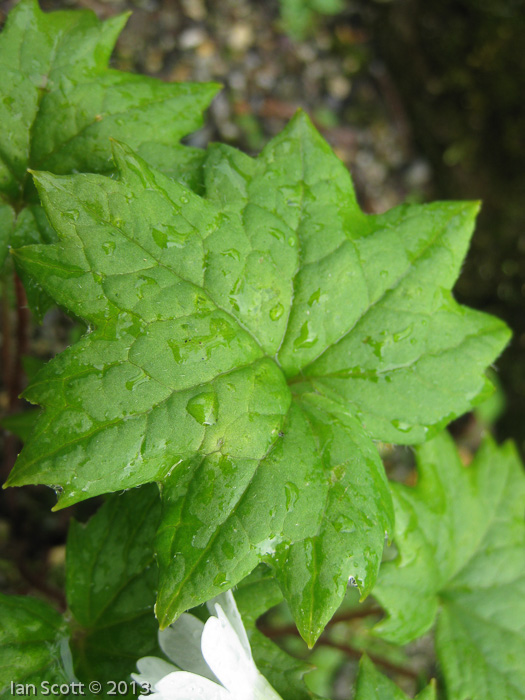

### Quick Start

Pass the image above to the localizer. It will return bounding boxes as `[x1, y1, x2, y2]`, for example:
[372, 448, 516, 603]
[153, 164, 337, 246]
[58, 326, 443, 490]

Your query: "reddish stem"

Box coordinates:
[319, 639, 420, 681]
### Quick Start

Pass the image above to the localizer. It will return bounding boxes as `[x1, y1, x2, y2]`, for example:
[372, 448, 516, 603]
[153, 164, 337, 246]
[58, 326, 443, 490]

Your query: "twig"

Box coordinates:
[319, 639, 420, 681]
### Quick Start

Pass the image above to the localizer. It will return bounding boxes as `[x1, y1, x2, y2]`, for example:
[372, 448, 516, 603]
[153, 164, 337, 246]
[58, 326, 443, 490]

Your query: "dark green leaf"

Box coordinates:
[0, 203, 14, 269]
[374, 433, 525, 700]
[66, 485, 161, 687]
[0, 409, 40, 442]
[0, 594, 71, 697]
[0, 0, 218, 201]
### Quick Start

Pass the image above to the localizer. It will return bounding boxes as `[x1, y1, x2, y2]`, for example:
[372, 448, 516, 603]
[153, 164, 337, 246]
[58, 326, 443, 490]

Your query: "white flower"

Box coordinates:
[133, 590, 283, 700]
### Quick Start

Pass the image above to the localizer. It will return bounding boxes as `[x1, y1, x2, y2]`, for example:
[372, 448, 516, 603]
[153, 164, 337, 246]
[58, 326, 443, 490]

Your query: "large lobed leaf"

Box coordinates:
[374, 432, 525, 700]
[6, 112, 510, 644]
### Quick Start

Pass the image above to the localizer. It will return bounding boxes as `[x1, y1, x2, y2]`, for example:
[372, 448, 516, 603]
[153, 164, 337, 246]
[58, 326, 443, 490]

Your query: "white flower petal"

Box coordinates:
[207, 591, 251, 659]
[155, 671, 232, 700]
[132, 657, 179, 688]
[201, 614, 259, 700]
[159, 613, 216, 681]
[202, 595, 283, 700]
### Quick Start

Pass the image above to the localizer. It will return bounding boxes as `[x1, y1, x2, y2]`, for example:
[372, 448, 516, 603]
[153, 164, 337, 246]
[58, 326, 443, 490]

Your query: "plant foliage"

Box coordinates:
[374, 432, 525, 700]
[5, 112, 509, 647]
[0, 3, 520, 698]
[0, 0, 217, 315]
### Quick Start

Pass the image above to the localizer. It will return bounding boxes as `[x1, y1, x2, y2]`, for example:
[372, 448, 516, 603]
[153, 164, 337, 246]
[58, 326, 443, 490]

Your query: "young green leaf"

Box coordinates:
[374, 432, 525, 700]
[355, 655, 435, 700]
[0, 0, 218, 257]
[6, 113, 509, 644]
[0, 594, 72, 696]
[66, 485, 161, 686]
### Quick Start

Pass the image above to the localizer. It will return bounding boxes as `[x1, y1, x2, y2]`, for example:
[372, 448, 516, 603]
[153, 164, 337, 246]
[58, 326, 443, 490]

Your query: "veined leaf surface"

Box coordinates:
[7, 113, 510, 643]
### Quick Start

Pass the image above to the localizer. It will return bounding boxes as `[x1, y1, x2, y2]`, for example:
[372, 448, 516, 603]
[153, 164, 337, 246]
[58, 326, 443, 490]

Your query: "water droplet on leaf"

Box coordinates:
[186, 391, 218, 426]
[270, 303, 284, 321]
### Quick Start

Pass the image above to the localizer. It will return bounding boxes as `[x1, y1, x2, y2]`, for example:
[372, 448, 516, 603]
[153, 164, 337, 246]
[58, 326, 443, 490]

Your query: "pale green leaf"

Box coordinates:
[374, 432, 525, 700]
[6, 113, 509, 643]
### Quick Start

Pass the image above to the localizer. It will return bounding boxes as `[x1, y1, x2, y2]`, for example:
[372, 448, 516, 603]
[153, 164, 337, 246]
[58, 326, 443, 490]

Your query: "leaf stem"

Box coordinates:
[319, 639, 420, 681]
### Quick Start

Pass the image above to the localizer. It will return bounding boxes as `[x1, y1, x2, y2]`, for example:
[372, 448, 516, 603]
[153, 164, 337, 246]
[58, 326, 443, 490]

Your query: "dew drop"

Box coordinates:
[125, 373, 149, 392]
[294, 321, 318, 350]
[223, 248, 240, 261]
[284, 482, 299, 511]
[270, 302, 284, 321]
[393, 325, 413, 343]
[63, 209, 79, 222]
[213, 572, 229, 587]
[186, 391, 219, 426]
[152, 228, 168, 249]
[102, 241, 115, 255]
[391, 419, 412, 433]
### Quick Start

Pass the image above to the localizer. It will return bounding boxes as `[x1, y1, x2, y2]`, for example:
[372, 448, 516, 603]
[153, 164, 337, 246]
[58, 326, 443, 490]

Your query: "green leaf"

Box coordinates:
[66, 484, 161, 687]
[233, 564, 284, 628]
[374, 432, 525, 700]
[0, 0, 218, 262]
[0, 408, 40, 442]
[7, 112, 509, 644]
[0, 594, 72, 697]
[10, 206, 59, 319]
[355, 655, 435, 700]
[0, 203, 14, 269]
[279, 0, 344, 40]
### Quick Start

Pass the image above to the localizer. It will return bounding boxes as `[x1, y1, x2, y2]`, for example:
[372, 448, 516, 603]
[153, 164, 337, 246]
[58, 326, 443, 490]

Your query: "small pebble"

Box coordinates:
[328, 75, 352, 99]
[179, 27, 208, 50]
[228, 23, 254, 52]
